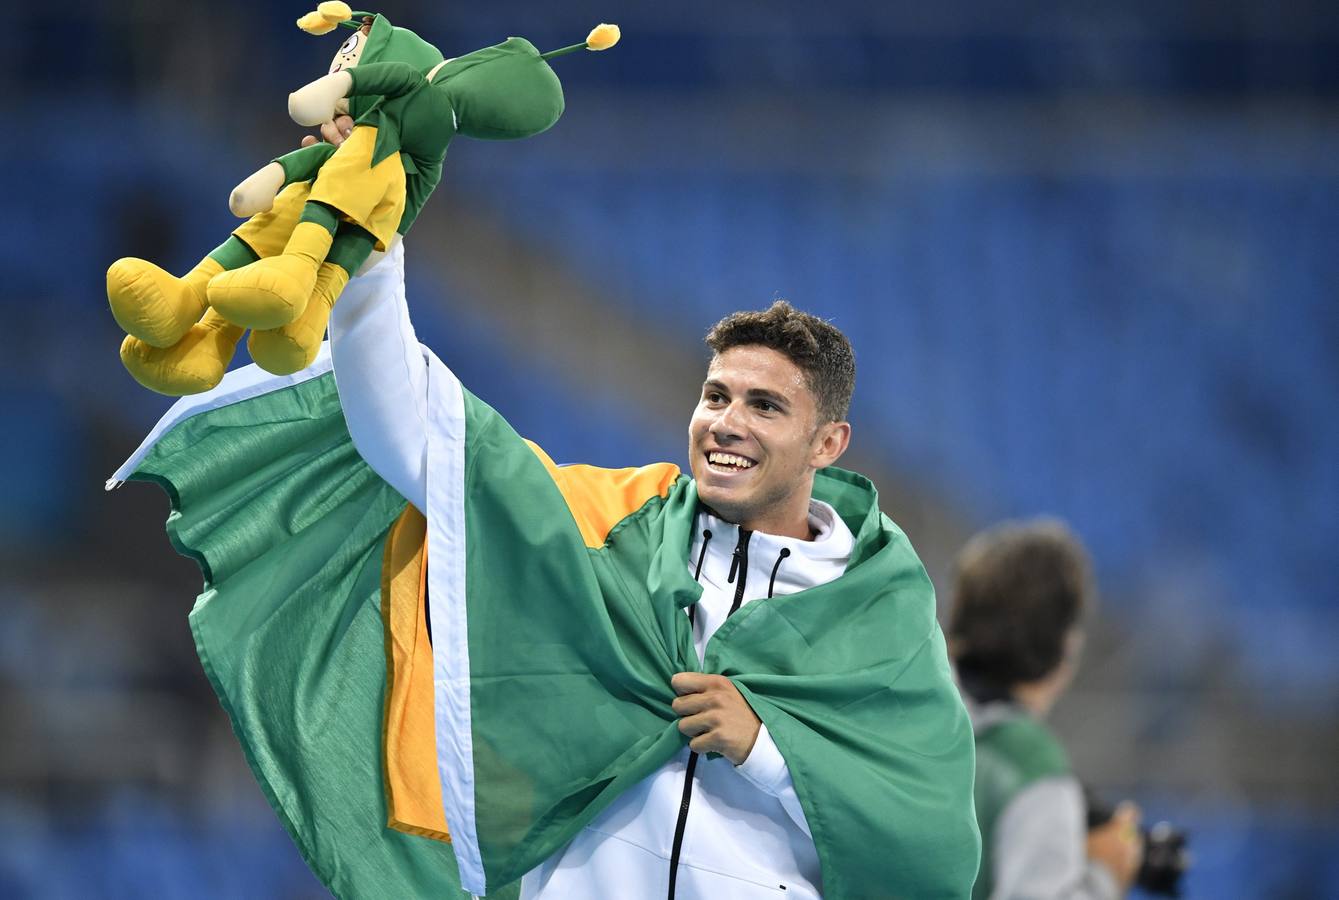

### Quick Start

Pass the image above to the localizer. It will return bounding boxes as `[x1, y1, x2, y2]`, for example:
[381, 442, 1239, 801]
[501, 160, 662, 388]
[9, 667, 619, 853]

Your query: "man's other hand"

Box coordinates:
[300, 115, 355, 149]
[1086, 801, 1144, 892]
[670, 672, 761, 765]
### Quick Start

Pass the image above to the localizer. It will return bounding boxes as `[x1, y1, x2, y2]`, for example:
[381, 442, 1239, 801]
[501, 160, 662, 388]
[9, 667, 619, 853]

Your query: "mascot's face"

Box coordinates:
[329, 23, 374, 73]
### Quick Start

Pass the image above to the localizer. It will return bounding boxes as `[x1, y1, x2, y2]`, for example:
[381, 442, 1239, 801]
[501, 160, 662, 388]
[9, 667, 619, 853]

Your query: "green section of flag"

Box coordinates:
[708, 468, 982, 899]
[131, 373, 515, 899]
[451, 391, 981, 897]
[450, 392, 700, 885]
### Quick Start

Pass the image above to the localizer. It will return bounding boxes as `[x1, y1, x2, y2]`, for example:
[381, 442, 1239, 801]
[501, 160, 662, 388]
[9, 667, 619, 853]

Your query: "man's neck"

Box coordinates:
[749, 517, 818, 541]
[702, 502, 816, 541]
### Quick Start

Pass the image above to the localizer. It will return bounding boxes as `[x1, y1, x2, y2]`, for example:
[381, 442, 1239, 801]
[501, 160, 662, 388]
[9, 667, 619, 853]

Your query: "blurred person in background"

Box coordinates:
[948, 519, 1143, 900]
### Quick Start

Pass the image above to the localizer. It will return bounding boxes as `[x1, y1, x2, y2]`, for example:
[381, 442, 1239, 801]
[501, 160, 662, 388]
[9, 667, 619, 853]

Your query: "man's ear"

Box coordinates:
[811, 420, 851, 469]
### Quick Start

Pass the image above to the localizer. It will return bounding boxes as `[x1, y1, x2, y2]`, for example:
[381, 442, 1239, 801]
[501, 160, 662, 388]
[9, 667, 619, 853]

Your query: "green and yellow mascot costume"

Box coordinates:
[108, 3, 619, 395]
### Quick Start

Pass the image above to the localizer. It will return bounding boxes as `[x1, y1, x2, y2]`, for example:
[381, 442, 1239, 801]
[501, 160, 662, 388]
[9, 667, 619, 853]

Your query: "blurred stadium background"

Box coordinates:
[4, 1, 1338, 896]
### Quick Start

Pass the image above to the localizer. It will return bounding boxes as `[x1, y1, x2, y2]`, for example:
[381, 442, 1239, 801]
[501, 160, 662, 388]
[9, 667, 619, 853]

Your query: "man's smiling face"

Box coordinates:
[689, 345, 841, 537]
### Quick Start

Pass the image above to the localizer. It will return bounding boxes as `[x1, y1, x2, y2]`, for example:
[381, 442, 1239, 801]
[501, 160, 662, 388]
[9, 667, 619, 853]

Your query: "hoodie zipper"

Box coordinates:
[667, 527, 751, 900]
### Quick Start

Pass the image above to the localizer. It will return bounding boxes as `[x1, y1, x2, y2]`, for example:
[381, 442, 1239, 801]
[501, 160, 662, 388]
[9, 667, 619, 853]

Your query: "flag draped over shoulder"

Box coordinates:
[114, 349, 979, 900]
[111, 356, 487, 899]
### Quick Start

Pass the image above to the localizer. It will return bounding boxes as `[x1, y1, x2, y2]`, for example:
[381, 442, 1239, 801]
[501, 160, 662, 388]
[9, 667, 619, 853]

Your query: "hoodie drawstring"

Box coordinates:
[693, 530, 713, 582]
[691, 528, 793, 618]
[766, 547, 791, 599]
[670, 528, 798, 900]
[688, 529, 712, 627]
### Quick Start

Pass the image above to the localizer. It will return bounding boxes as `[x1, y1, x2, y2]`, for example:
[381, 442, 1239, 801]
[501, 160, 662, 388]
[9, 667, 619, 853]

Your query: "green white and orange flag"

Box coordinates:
[110, 347, 980, 899]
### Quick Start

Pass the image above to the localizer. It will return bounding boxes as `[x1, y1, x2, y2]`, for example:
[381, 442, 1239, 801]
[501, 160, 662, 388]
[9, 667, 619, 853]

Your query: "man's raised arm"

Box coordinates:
[328, 238, 429, 511]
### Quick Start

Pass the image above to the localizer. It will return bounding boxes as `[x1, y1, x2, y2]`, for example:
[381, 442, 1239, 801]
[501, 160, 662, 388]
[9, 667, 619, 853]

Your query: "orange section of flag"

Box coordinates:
[381, 504, 452, 843]
[379, 443, 678, 843]
[524, 441, 680, 548]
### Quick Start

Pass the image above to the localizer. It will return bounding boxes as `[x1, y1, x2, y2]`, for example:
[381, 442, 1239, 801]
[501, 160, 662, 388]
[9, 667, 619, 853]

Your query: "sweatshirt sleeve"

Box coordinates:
[989, 776, 1121, 900]
[327, 239, 429, 510]
[735, 723, 812, 837]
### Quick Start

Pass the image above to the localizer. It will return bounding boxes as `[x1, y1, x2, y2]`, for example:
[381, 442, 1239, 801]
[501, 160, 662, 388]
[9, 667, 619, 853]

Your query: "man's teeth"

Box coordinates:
[708, 451, 754, 469]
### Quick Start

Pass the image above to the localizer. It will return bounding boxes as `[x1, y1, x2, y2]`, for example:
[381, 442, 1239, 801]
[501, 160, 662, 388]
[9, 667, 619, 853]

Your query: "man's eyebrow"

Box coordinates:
[745, 388, 792, 406]
[703, 380, 791, 405]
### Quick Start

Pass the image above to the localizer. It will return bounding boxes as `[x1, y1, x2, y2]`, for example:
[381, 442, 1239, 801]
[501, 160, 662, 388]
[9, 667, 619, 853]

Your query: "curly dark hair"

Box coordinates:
[947, 518, 1094, 688]
[704, 300, 856, 423]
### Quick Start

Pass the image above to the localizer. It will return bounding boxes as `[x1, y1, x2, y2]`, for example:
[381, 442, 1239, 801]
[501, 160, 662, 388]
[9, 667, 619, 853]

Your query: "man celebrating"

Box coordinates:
[112, 130, 979, 898]
[330, 237, 979, 898]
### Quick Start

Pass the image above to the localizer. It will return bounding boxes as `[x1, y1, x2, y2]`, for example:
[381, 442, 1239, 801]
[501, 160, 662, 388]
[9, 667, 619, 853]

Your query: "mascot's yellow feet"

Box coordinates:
[107, 256, 220, 347]
[120, 309, 245, 396]
[248, 262, 350, 375]
[208, 222, 333, 330]
[209, 255, 318, 330]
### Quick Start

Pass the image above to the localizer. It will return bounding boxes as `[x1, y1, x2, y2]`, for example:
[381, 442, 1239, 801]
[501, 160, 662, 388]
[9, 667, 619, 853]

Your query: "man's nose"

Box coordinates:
[711, 401, 746, 440]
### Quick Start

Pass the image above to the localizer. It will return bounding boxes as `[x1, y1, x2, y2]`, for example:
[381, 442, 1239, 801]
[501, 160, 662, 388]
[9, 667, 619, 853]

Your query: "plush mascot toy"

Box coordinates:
[109, 3, 619, 395]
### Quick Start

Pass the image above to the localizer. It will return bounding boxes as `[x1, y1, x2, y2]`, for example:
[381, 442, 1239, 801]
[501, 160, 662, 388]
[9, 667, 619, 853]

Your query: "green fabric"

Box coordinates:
[129, 372, 516, 900]
[347, 58, 454, 170]
[349, 59, 425, 99]
[325, 14, 451, 237]
[970, 711, 1071, 900]
[132, 372, 978, 898]
[449, 389, 980, 896]
[352, 13, 444, 119]
[326, 226, 377, 277]
[273, 141, 337, 185]
[345, 14, 448, 171]
[207, 235, 259, 271]
[433, 38, 565, 141]
[344, 29, 565, 234]
[281, 21, 568, 243]
[299, 201, 340, 234]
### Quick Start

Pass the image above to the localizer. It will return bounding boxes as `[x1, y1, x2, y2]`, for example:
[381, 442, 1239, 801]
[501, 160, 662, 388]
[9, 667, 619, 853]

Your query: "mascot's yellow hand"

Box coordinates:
[289, 70, 354, 126]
